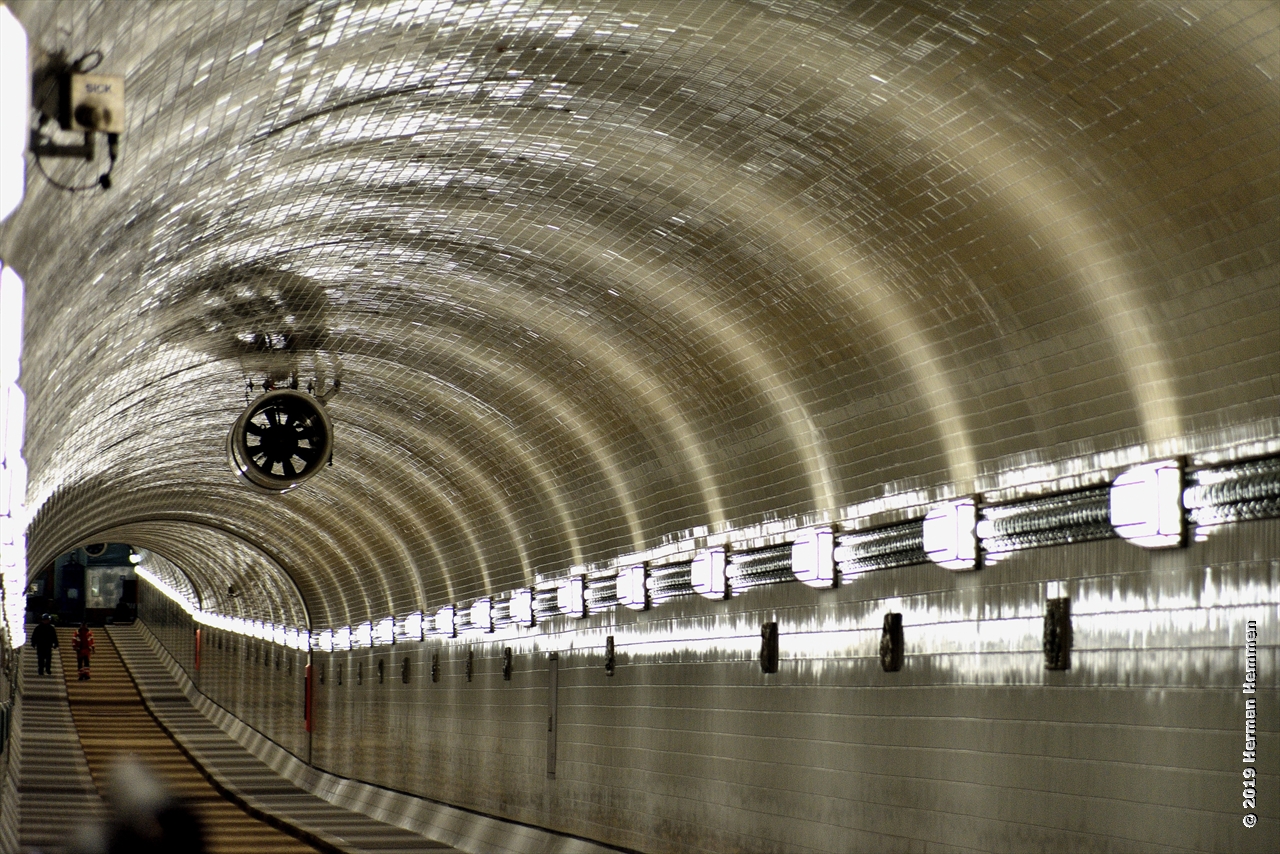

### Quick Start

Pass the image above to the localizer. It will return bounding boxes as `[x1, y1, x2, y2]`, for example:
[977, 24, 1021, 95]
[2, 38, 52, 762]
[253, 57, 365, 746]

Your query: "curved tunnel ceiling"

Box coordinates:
[4, 1, 1278, 629]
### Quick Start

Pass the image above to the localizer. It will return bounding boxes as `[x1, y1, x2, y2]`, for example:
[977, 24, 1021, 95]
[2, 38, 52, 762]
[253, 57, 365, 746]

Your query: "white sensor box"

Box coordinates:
[68, 73, 125, 133]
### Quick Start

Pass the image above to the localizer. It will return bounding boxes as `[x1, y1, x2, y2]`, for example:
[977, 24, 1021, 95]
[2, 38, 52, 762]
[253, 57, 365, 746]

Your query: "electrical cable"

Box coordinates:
[32, 128, 118, 193]
[33, 151, 101, 192]
[71, 49, 103, 73]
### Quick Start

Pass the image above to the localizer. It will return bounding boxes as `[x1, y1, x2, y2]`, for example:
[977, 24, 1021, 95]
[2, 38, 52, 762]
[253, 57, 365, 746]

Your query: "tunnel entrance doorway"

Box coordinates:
[39, 544, 138, 625]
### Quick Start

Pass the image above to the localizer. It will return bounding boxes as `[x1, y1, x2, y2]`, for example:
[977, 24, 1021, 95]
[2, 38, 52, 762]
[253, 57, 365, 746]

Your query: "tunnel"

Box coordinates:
[0, 1, 1276, 851]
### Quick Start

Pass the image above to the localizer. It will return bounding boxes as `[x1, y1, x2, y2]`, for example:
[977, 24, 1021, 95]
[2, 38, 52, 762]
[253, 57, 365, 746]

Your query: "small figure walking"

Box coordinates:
[32, 614, 59, 676]
[72, 621, 95, 680]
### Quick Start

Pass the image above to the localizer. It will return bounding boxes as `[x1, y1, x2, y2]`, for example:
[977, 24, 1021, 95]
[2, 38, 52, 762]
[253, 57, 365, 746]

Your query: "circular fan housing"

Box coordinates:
[228, 389, 333, 493]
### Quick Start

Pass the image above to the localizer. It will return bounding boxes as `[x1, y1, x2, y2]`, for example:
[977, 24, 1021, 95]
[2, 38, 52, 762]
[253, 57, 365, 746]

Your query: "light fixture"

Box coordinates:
[402, 611, 423, 640]
[923, 499, 979, 570]
[0, 372, 21, 463]
[0, 458, 21, 518]
[692, 548, 728, 599]
[436, 604, 456, 638]
[470, 597, 493, 632]
[1110, 459, 1184, 548]
[509, 588, 534, 627]
[791, 528, 836, 588]
[333, 626, 352, 650]
[0, 6, 28, 222]
[374, 617, 394, 646]
[0, 263, 23, 387]
[616, 564, 648, 610]
[557, 575, 586, 618]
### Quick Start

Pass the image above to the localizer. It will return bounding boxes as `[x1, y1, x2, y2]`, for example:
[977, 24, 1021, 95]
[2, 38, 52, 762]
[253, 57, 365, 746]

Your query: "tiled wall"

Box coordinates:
[137, 585, 195, 673]
[138, 584, 308, 762]
[140, 518, 1278, 853]
[196, 625, 309, 762]
[0, 647, 19, 854]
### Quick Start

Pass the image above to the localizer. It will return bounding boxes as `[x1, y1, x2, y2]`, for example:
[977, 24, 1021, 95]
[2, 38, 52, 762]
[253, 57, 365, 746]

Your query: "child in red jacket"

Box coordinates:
[72, 622, 95, 680]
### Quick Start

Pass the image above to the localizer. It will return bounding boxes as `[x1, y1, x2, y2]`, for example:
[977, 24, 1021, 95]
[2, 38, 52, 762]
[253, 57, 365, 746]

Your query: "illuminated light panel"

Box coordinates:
[558, 575, 586, 618]
[0, 464, 12, 517]
[134, 567, 184, 607]
[509, 588, 534, 627]
[1110, 460, 1184, 548]
[0, 7, 27, 223]
[0, 527, 25, 647]
[0, 243, 26, 646]
[1, 382, 22, 466]
[436, 604, 456, 637]
[923, 499, 978, 571]
[374, 616, 394, 645]
[692, 548, 728, 599]
[470, 597, 493, 632]
[791, 528, 836, 589]
[333, 626, 352, 650]
[402, 611, 423, 640]
[0, 264, 23, 386]
[317, 629, 334, 652]
[617, 564, 648, 610]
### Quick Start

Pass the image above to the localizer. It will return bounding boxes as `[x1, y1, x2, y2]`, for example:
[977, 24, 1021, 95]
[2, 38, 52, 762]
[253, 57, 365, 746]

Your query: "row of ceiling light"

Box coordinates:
[0, 260, 26, 648]
[0, 8, 30, 649]
[135, 458, 1190, 654]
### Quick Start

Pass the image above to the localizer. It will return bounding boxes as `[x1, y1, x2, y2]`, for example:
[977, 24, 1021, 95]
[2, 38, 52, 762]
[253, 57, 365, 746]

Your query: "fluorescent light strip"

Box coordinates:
[0, 7, 28, 223]
[0, 262, 25, 646]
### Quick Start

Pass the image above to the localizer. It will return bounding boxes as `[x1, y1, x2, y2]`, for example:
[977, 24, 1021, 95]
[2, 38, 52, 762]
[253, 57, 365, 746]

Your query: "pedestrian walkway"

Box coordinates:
[15, 626, 103, 852]
[58, 628, 320, 853]
[109, 625, 457, 853]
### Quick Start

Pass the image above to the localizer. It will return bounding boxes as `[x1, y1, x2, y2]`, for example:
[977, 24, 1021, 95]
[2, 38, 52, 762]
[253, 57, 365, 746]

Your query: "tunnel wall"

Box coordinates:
[136, 584, 309, 762]
[136, 583, 196, 676]
[195, 626, 309, 762]
[138, 519, 1278, 853]
[0, 646, 19, 854]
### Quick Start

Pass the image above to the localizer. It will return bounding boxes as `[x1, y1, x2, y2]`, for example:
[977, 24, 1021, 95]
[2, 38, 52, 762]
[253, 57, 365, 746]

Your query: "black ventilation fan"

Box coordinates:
[227, 389, 333, 493]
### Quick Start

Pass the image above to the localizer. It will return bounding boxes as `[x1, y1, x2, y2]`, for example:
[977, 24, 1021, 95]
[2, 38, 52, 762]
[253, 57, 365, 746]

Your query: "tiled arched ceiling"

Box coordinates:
[4, 1, 1277, 629]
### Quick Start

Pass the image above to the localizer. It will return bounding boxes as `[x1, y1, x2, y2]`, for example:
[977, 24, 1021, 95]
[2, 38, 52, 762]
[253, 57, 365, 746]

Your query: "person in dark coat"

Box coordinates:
[32, 614, 59, 676]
